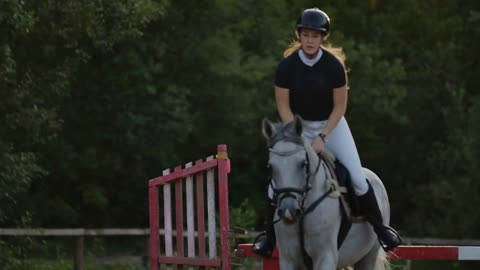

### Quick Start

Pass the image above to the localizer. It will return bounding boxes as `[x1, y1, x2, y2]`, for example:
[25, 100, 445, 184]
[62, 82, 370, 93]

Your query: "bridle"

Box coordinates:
[269, 145, 319, 210]
[268, 142, 334, 224]
[268, 141, 337, 268]
[262, 122, 339, 269]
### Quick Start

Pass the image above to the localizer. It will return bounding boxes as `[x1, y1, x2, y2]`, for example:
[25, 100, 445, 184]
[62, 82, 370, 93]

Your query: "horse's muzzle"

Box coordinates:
[277, 205, 302, 224]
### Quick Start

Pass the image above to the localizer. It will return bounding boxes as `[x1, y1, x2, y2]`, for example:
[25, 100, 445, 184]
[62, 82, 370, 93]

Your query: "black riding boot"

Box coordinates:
[252, 199, 276, 257]
[358, 181, 402, 252]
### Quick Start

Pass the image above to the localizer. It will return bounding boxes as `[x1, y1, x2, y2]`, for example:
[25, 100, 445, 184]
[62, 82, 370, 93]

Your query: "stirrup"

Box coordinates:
[252, 231, 274, 258]
[378, 226, 402, 252]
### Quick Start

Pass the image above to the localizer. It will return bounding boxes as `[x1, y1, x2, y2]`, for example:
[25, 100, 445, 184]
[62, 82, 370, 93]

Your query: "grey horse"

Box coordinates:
[263, 116, 390, 270]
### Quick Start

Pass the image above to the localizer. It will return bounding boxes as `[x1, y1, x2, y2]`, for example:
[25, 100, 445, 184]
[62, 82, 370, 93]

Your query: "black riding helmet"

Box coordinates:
[296, 8, 330, 34]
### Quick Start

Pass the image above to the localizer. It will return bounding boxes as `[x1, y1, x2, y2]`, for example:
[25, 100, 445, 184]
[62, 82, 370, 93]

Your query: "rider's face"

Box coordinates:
[299, 29, 323, 58]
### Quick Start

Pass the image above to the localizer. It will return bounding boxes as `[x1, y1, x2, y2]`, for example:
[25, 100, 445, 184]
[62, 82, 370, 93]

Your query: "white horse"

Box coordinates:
[262, 117, 390, 270]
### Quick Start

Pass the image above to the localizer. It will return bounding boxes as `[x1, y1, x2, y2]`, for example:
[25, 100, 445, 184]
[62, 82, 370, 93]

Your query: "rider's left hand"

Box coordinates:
[312, 136, 325, 153]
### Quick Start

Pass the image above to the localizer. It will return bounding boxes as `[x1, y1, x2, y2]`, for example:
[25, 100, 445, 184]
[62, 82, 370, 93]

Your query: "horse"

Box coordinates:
[262, 116, 390, 270]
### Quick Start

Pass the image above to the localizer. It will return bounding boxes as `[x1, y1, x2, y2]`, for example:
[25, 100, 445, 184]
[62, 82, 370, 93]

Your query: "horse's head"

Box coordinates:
[262, 116, 320, 224]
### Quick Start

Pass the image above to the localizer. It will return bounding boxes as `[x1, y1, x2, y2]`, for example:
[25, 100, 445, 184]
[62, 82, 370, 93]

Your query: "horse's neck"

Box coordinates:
[306, 158, 331, 203]
[304, 147, 334, 203]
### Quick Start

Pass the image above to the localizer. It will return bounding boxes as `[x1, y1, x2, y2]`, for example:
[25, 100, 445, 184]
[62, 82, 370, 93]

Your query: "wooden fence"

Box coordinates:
[0, 228, 152, 270]
[2, 228, 480, 270]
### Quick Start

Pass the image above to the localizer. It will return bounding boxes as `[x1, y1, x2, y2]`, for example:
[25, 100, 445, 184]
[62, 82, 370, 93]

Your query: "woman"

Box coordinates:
[252, 7, 402, 257]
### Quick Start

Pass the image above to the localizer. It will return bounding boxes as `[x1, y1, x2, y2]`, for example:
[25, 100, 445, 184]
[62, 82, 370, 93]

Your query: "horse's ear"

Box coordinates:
[262, 118, 276, 139]
[293, 115, 303, 136]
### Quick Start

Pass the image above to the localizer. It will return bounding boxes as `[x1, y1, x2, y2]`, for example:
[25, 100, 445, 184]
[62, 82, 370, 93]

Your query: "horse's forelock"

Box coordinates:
[268, 121, 303, 148]
[272, 122, 285, 134]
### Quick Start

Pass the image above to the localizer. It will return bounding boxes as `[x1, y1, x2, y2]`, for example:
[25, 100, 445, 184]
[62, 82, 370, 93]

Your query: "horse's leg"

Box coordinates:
[306, 225, 339, 270]
[278, 250, 307, 270]
[354, 243, 383, 270]
[309, 241, 338, 270]
[279, 257, 300, 270]
[276, 223, 304, 270]
[312, 252, 338, 270]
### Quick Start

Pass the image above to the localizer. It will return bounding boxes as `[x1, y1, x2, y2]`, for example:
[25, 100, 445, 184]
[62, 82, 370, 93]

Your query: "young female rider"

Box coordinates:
[252, 8, 402, 257]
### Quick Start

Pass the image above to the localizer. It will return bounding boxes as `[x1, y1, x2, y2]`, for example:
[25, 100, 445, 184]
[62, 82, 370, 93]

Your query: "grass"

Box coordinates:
[4, 259, 147, 270]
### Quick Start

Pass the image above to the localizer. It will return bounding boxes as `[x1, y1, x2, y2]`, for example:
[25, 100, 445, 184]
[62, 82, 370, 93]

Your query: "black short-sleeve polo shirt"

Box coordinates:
[275, 49, 346, 121]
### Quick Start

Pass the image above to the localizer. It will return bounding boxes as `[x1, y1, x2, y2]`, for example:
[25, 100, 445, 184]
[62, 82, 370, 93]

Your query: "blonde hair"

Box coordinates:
[283, 33, 347, 69]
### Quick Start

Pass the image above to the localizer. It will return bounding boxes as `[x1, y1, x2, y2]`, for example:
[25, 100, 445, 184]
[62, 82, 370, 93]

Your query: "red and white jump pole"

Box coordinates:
[389, 245, 480, 260]
[235, 244, 480, 270]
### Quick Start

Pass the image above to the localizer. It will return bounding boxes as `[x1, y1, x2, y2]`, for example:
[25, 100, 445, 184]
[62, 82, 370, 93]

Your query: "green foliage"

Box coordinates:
[0, 0, 479, 245]
[0, 0, 165, 226]
[230, 198, 258, 230]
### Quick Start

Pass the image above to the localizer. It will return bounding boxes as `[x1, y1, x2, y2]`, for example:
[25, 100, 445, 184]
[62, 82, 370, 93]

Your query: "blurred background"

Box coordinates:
[1, 0, 479, 269]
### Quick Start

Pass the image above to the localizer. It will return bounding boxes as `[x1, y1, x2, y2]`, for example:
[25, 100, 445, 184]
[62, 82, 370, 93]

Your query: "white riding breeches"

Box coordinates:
[268, 117, 368, 199]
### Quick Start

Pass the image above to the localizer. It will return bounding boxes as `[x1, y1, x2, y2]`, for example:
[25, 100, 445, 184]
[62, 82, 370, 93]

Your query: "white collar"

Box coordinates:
[299, 49, 323, 67]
